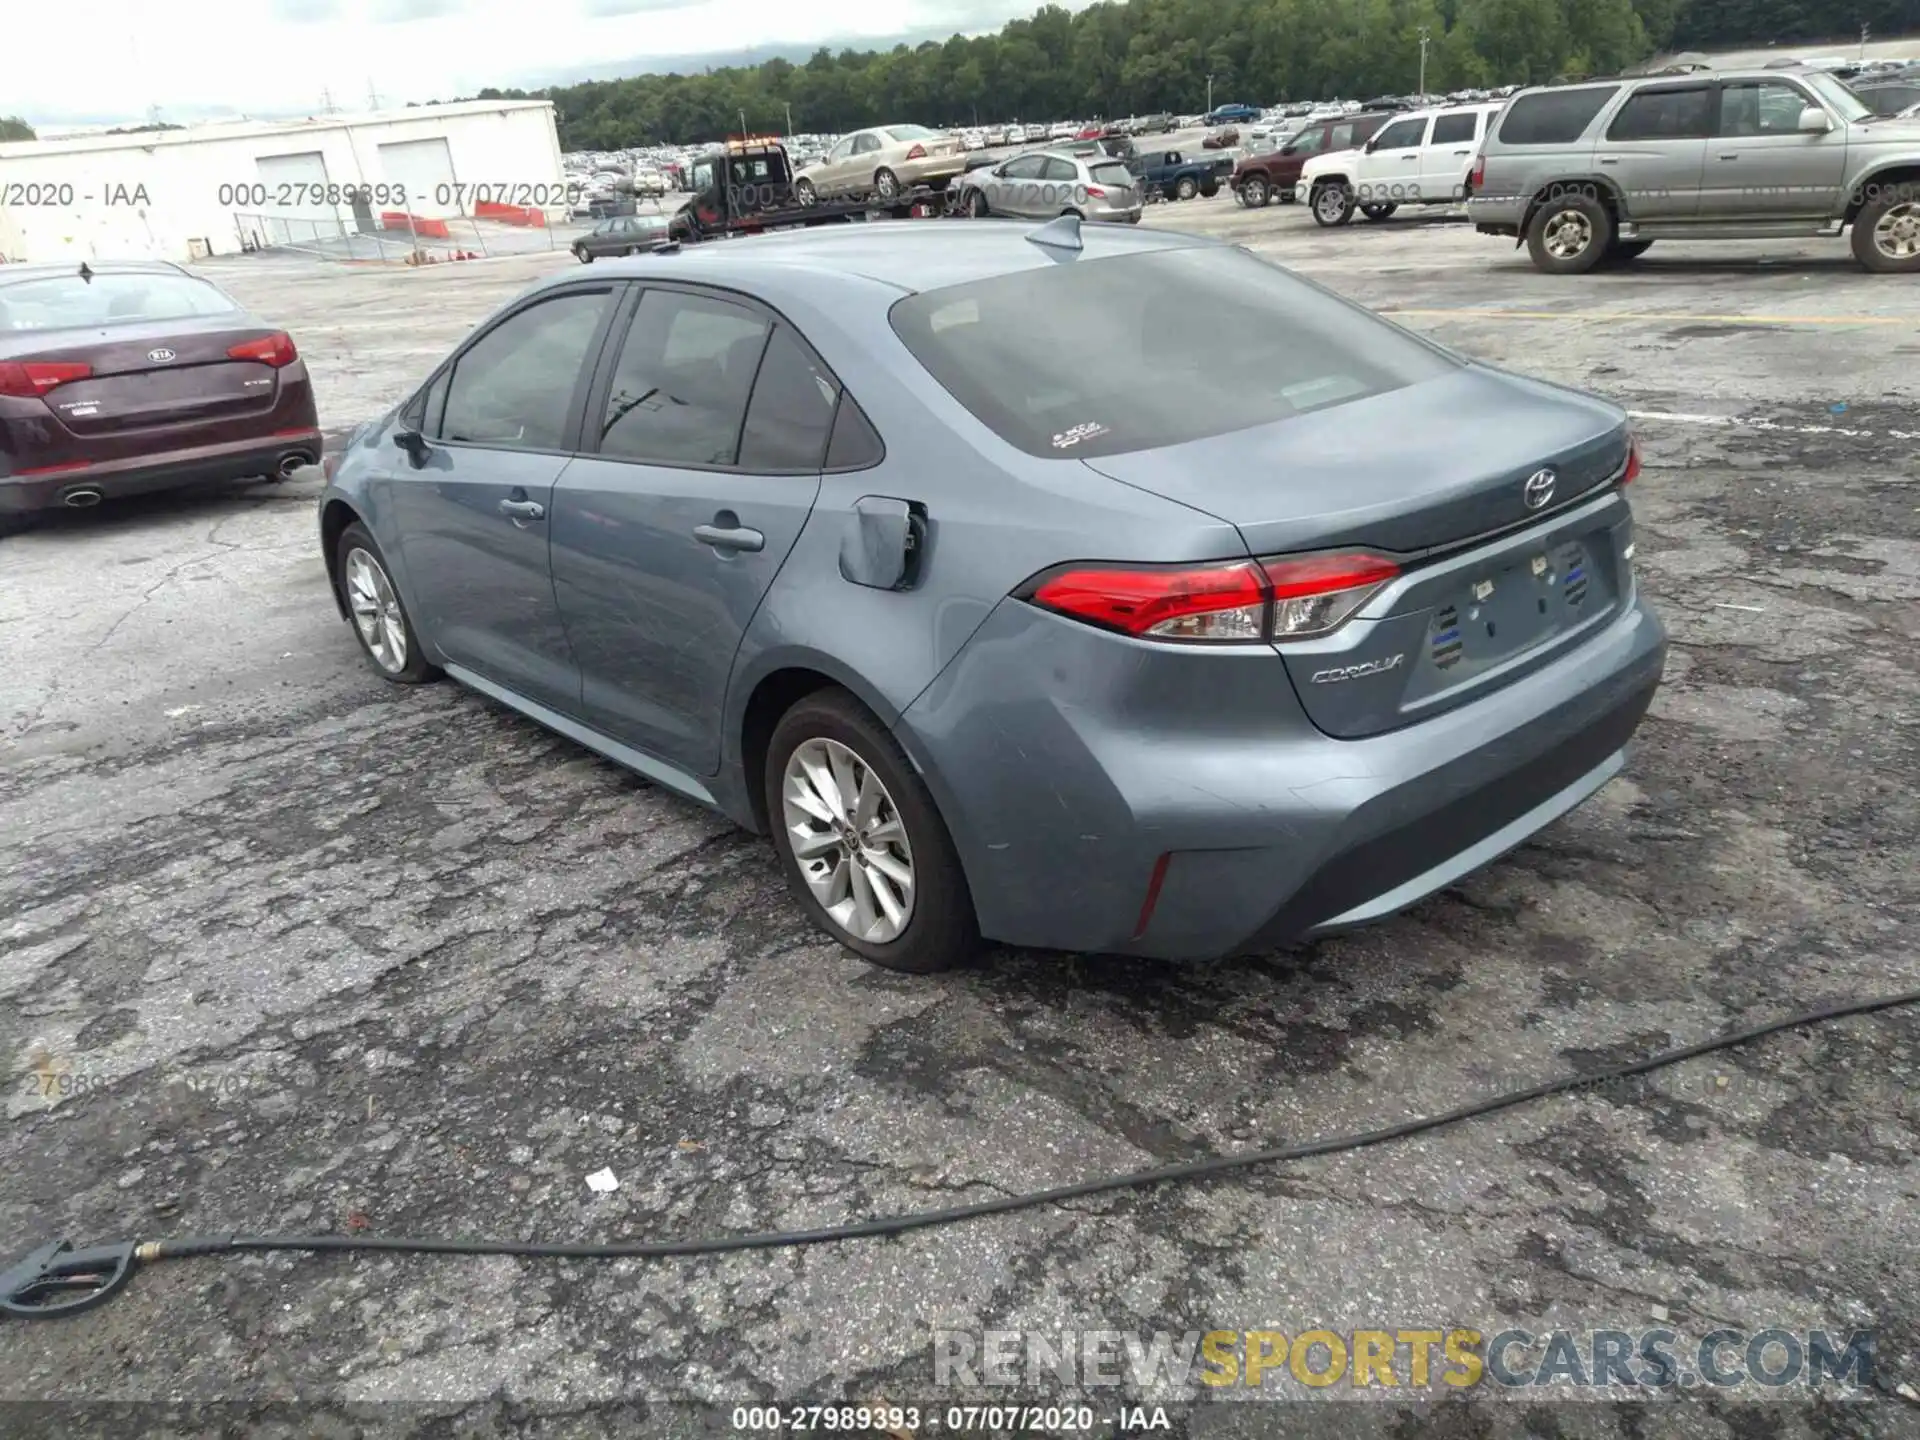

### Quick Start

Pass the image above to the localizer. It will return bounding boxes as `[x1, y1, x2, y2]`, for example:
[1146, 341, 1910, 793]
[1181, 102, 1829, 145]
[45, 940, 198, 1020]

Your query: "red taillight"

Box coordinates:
[1085, 186, 1107, 199]
[1620, 435, 1640, 484]
[0, 360, 92, 398]
[1469, 153, 1486, 189]
[1262, 552, 1401, 639]
[906, 144, 927, 161]
[227, 332, 297, 367]
[1027, 551, 1399, 644]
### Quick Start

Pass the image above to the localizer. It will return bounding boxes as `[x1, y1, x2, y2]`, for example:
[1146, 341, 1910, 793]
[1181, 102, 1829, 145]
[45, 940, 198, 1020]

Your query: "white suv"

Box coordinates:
[1295, 102, 1505, 226]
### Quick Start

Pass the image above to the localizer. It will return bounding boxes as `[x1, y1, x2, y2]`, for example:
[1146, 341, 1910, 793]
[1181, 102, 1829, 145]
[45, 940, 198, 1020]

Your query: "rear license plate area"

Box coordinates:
[1429, 539, 1591, 671]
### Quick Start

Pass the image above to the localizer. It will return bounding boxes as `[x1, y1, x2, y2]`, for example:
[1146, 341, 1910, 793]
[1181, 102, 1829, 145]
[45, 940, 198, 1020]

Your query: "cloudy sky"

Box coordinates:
[9, 0, 1058, 126]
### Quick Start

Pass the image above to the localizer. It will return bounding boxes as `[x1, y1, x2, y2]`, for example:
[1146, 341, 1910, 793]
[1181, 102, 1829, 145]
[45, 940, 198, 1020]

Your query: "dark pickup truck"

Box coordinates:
[666, 137, 952, 243]
[1125, 148, 1230, 202]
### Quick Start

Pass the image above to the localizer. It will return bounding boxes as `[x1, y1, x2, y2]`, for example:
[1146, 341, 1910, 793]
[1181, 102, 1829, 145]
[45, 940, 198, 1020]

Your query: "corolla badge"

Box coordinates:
[1311, 654, 1404, 684]
[147, 348, 176, 363]
[1522, 468, 1557, 510]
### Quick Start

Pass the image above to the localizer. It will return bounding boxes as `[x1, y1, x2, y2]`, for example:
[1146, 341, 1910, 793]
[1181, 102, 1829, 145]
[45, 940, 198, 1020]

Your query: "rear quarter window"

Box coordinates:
[887, 245, 1460, 460]
[1497, 86, 1620, 145]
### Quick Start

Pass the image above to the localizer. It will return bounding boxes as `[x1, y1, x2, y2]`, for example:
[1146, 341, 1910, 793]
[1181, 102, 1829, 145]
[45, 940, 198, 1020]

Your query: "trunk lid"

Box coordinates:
[1081, 366, 1637, 738]
[25, 319, 284, 438]
[1079, 366, 1629, 557]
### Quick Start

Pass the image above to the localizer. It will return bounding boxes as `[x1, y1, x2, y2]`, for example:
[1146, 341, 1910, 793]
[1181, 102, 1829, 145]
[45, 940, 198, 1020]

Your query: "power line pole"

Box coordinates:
[1417, 27, 1431, 98]
[320, 86, 336, 115]
[368, 79, 381, 112]
[1206, 73, 1215, 112]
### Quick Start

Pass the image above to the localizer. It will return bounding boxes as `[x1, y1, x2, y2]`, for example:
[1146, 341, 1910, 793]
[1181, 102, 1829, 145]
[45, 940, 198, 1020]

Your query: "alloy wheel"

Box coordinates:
[1543, 210, 1592, 260]
[344, 548, 408, 674]
[781, 736, 915, 945]
[1314, 185, 1348, 223]
[1874, 202, 1920, 260]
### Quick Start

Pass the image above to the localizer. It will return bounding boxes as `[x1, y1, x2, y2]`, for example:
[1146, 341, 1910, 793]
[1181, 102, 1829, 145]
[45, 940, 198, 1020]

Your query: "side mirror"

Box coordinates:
[1363, 136, 1379, 151]
[1798, 105, 1833, 132]
[393, 428, 432, 465]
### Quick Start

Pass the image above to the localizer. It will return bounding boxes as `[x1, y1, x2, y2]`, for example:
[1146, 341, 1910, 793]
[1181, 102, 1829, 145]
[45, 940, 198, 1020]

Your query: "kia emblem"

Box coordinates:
[148, 348, 176, 363]
[1522, 468, 1556, 510]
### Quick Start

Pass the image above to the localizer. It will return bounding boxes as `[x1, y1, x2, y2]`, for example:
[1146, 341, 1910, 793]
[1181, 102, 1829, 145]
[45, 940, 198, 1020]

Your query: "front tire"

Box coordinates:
[1241, 175, 1270, 207]
[795, 178, 817, 207]
[1526, 190, 1613, 274]
[1311, 180, 1356, 226]
[574, 245, 591, 263]
[967, 187, 991, 217]
[874, 168, 900, 202]
[1851, 182, 1920, 273]
[335, 523, 439, 684]
[765, 690, 979, 974]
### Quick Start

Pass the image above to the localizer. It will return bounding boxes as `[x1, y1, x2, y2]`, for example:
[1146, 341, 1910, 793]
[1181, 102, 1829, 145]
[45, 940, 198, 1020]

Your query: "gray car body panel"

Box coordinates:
[321, 222, 1667, 959]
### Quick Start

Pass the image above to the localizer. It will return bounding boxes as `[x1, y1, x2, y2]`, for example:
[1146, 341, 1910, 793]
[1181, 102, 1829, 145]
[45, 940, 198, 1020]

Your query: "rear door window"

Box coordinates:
[596, 289, 770, 467]
[1040, 157, 1079, 181]
[737, 325, 840, 472]
[1430, 112, 1479, 146]
[1607, 85, 1713, 140]
[1498, 86, 1620, 144]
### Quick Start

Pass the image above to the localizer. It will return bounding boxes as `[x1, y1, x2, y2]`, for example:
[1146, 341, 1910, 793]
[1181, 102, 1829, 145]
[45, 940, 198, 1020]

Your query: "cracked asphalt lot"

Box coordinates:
[1, 206, 1916, 1438]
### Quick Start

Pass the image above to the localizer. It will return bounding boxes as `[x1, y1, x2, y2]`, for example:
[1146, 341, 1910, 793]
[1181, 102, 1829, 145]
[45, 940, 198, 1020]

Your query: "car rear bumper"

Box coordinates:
[0, 428, 325, 514]
[1466, 194, 1526, 230]
[896, 591, 1667, 960]
[897, 158, 967, 188]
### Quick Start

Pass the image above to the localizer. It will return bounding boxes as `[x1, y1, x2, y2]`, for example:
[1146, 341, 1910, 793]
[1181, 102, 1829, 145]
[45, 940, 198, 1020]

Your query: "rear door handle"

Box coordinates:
[498, 498, 544, 520]
[1598, 156, 1619, 165]
[693, 523, 765, 552]
[1718, 153, 1739, 160]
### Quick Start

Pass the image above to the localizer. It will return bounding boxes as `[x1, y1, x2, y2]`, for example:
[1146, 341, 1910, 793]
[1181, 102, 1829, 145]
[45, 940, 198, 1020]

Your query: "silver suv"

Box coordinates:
[1466, 68, 1920, 273]
[953, 149, 1144, 223]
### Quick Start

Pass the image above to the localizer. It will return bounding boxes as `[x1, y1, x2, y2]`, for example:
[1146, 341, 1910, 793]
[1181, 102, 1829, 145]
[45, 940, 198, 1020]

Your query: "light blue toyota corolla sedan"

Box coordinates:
[317, 217, 1666, 974]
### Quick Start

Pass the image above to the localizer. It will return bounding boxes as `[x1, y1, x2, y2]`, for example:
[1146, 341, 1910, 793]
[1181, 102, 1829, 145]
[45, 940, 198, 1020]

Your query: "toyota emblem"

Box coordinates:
[1522, 468, 1557, 510]
[148, 348, 176, 363]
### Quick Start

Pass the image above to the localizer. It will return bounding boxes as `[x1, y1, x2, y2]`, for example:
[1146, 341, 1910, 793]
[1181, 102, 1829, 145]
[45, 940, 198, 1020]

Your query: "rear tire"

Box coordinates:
[1175, 175, 1198, 201]
[795, 178, 817, 206]
[335, 523, 439, 685]
[0, 512, 40, 539]
[1361, 202, 1397, 221]
[765, 690, 979, 974]
[1607, 238, 1654, 263]
[874, 168, 900, 202]
[1526, 189, 1612, 274]
[1311, 180, 1355, 226]
[1851, 182, 1920, 273]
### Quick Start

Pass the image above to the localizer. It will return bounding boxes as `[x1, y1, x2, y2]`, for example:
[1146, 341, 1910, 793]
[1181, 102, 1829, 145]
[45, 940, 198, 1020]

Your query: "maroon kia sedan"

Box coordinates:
[0, 261, 321, 526]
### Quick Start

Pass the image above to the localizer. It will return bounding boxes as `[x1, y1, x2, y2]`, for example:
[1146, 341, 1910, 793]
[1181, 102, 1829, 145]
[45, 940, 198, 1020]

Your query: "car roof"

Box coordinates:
[545, 221, 1218, 296]
[0, 259, 194, 288]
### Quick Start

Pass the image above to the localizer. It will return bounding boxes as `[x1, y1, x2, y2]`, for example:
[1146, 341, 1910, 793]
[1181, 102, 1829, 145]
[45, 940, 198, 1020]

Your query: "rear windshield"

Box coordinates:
[885, 124, 938, 141]
[1497, 86, 1619, 144]
[888, 245, 1460, 459]
[1089, 162, 1134, 186]
[0, 273, 238, 332]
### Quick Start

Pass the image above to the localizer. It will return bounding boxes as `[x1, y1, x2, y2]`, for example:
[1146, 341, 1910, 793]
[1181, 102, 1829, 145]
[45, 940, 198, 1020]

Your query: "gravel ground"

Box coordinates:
[1, 197, 1916, 1439]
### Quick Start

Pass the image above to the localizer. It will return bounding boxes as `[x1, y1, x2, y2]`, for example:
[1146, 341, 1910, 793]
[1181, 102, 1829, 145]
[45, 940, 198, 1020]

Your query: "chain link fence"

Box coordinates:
[230, 207, 573, 265]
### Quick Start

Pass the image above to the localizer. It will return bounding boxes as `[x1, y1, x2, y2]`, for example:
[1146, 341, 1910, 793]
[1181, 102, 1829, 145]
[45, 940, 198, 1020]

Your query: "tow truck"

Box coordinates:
[665, 136, 958, 244]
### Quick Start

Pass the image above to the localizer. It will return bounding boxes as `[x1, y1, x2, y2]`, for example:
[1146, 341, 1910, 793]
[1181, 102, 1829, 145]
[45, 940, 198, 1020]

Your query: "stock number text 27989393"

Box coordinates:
[214, 181, 585, 209]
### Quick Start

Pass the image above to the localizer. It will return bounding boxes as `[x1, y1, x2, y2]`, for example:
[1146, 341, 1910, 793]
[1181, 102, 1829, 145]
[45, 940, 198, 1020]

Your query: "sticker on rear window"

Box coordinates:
[1051, 422, 1109, 449]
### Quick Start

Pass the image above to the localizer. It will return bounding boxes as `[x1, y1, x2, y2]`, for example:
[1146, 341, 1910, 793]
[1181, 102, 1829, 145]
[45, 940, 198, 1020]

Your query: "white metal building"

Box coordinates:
[0, 100, 564, 263]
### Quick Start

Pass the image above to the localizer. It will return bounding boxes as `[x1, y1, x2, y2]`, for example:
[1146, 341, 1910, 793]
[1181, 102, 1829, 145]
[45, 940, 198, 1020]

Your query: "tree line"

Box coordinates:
[460, 0, 1918, 150]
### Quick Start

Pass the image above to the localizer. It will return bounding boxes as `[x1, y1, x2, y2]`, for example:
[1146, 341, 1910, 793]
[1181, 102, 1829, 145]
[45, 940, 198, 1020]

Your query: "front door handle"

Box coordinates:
[1718, 153, 1739, 160]
[1598, 156, 1619, 165]
[498, 498, 544, 521]
[694, 523, 765, 552]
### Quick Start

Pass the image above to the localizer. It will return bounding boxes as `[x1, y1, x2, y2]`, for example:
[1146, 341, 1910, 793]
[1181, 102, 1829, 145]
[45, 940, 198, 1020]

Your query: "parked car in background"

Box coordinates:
[1206, 103, 1262, 125]
[314, 222, 1665, 973]
[573, 213, 674, 262]
[1467, 70, 1920, 273]
[1233, 111, 1392, 205]
[0, 261, 321, 530]
[1126, 148, 1227, 200]
[954, 149, 1143, 221]
[1202, 127, 1241, 149]
[1851, 78, 1920, 115]
[793, 124, 965, 204]
[1297, 102, 1504, 225]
